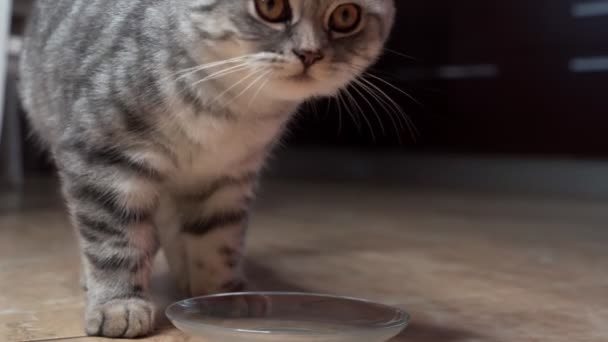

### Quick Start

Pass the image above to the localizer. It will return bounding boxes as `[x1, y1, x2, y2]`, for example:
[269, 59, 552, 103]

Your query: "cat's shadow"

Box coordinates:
[151, 256, 479, 342]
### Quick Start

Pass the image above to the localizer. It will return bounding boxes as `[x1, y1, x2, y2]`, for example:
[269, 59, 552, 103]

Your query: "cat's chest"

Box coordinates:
[166, 112, 288, 183]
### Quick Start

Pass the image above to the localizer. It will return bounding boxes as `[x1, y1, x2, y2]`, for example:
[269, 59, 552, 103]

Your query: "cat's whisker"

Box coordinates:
[189, 63, 252, 87]
[351, 79, 402, 144]
[349, 82, 386, 136]
[366, 67, 404, 80]
[344, 61, 411, 86]
[364, 80, 407, 144]
[167, 61, 241, 81]
[383, 48, 418, 61]
[211, 67, 265, 104]
[172, 56, 252, 81]
[363, 72, 422, 106]
[247, 74, 272, 108]
[337, 89, 361, 131]
[170, 63, 253, 112]
[342, 63, 366, 74]
[341, 63, 418, 140]
[307, 99, 319, 120]
[174, 57, 246, 75]
[352, 78, 399, 127]
[338, 89, 363, 133]
[342, 87, 376, 142]
[160, 55, 255, 84]
[327, 95, 341, 135]
[335, 94, 343, 135]
[324, 95, 332, 124]
[342, 66, 418, 136]
[357, 76, 419, 140]
[355, 67, 404, 86]
[229, 69, 273, 105]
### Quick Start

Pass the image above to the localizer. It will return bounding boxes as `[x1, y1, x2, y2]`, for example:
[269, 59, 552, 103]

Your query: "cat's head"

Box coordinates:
[183, 0, 395, 102]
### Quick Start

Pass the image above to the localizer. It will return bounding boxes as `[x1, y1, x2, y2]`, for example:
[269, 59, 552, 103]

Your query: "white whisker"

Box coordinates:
[173, 56, 250, 81]
[339, 63, 418, 140]
[211, 67, 264, 104]
[352, 79, 402, 143]
[190, 63, 251, 87]
[335, 94, 343, 135]
[337, 89, 360, 131]
[363, 72, 422, 106]
[383, 48, 417, 61]
[352, 78, 399, 127]
[247, 74, 272, 107]
[230, 69, 273, 105]
[162, 54, 255, 84]
[308, 99, 319, 120]
[328, 97, 341, 135]
[349, 82, 385, 135]
[359, 76, 418, 139]
[342, 87, 375, 141]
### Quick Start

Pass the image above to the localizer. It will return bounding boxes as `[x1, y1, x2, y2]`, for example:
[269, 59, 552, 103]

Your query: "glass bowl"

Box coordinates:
[166, 292, 410, 342]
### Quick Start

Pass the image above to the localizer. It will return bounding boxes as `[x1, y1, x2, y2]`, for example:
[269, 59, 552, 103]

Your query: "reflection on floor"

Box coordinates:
[1, 178, 607, 341]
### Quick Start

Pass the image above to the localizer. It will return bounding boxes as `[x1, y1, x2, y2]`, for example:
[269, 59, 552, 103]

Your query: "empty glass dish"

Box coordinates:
[166, 292, 409, 342]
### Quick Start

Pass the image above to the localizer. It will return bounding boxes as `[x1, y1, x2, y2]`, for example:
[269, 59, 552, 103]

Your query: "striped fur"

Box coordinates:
[19, 0, 395, 338]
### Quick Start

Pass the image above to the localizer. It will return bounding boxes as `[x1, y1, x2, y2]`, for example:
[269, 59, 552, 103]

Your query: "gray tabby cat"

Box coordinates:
[19, 0, 395, 338]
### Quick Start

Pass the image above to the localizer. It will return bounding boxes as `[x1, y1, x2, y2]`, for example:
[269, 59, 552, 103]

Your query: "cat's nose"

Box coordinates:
[292, 49, 324, 68]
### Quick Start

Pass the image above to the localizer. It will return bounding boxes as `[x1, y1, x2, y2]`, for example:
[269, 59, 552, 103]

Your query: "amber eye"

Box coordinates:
[329, 4, 362, 34]
[254, 0, 292, 23]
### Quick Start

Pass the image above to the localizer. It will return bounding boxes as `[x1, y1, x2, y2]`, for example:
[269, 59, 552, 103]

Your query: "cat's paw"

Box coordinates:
[85, 298, 155, 338]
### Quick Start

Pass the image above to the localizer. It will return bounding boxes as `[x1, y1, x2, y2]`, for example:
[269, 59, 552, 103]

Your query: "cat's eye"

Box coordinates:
[329, 4, 362, 34]
[254, 0, 292, 23]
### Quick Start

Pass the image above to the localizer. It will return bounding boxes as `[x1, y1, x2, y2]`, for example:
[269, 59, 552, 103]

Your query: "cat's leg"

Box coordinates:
[58, 147, 164, 338]
[80, 262, 88, 291]
[163, 175, 256, 297]
[155, 195, 191, 296]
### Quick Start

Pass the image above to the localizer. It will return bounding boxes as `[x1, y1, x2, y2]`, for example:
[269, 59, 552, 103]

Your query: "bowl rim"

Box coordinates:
[165, 291, 411, 336]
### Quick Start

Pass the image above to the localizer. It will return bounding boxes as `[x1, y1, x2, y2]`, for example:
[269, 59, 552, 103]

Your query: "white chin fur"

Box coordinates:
[262, 75, 351, 101]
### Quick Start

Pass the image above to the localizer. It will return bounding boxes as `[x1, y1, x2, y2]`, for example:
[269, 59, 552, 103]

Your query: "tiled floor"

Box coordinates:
[1, 178, 607, 341]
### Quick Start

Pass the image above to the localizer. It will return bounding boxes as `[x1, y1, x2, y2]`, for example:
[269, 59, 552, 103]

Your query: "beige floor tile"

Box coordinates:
[1, 179, 607, 341]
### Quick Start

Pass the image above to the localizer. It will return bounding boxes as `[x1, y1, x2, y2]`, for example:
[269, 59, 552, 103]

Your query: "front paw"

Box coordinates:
[85, 298, 155, 338]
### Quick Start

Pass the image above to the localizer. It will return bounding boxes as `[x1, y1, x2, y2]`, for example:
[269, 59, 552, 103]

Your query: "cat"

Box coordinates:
[19, 0, 395, 338]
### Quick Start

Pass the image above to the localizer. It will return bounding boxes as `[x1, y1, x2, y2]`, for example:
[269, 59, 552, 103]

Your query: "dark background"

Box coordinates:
[288, 0, 608, 158]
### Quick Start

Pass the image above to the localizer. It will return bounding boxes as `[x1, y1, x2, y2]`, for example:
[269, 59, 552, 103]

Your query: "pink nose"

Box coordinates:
[292, 49, 324, 68]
